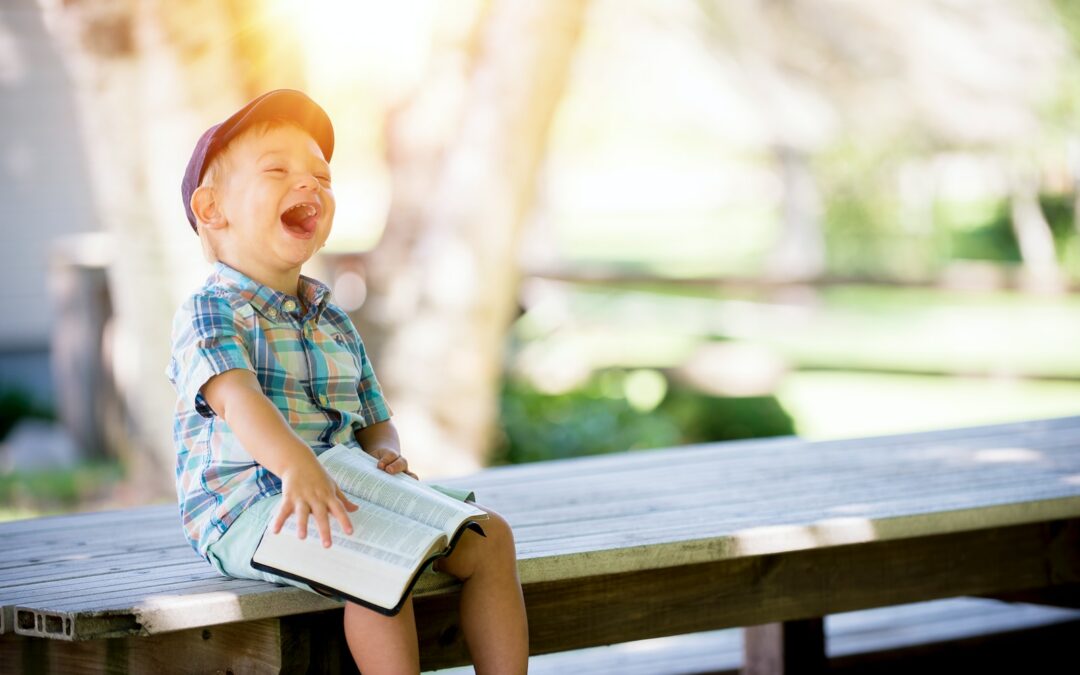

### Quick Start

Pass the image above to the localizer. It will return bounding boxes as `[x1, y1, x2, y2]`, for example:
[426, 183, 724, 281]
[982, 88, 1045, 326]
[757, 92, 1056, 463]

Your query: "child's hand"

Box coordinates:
[272, 455, 359, 547]
[369, 447, 419, 480]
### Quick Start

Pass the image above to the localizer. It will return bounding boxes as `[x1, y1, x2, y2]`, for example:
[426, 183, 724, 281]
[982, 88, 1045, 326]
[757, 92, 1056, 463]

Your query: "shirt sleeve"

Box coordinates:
[166, 293, 255, 418]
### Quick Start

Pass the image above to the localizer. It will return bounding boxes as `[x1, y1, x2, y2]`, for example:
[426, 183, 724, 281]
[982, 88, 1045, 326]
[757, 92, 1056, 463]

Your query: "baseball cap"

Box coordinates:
[181, 89, 335, 232]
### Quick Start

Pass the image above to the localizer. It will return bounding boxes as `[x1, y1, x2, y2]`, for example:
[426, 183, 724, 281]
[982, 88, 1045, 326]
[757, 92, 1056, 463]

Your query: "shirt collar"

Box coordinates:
[209, 262, 331, 321]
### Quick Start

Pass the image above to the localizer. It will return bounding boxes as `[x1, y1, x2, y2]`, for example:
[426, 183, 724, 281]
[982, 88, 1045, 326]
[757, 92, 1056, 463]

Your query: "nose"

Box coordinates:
[295, 173, 320, 192]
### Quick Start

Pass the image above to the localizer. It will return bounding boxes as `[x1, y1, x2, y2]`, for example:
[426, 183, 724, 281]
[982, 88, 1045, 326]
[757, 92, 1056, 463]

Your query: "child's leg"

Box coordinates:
[343, 597, 420, 674]
[435, 507, 528, 675]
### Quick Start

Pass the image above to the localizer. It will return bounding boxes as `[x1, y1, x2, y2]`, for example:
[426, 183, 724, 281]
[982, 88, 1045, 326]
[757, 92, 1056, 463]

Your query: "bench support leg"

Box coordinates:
[742, 617, 826, 675]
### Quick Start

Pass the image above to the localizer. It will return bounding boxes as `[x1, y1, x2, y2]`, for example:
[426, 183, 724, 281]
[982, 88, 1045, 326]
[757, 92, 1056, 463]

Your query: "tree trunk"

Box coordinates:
[356, 0, 589, 476]
[765, 145, 827, 283]
[38, 0, 305, 497]
[1010, 166, 1064, 294]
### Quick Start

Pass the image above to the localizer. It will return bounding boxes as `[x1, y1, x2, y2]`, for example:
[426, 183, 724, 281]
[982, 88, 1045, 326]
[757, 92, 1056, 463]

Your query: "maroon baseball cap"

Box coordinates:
[181, 89, 335, 232]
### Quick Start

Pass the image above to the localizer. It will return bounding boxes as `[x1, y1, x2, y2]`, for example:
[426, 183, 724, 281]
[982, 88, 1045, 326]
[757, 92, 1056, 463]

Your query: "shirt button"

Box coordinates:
[282, 299, 297, 312]
[318, 394, 329, 406]
[266, 307, 278, 318]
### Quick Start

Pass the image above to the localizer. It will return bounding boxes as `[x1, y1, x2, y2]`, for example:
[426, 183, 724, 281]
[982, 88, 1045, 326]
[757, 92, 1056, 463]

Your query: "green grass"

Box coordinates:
[510, 281, 1080, 445]
[0, 460, 125, 518]
[776, 370, 1080, 440]
[527, 283, 1080, 378]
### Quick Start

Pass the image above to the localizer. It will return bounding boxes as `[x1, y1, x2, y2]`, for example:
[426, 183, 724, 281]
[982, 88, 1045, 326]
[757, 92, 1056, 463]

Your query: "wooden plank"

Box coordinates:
[0, 532, 186, 568]
[0, 505, 175, 537]
[14, 597, 1072, 675]
[4, 447, 1062, 574]
[986, 583, 1080, 609]
[4, 492, 1075, 635]
[743, 619, 826, 675]
[0, 551, 204, 588]
[3, 417, 1076, 552]
[12, 495, 1076, 641]
[463, 448, 1080, 509]
[451, 415, 1080, 487]
[503, 434, 1080, 520]
[451, 415, 1080, 492]
[412, 519, 1080, 670]
[827, 619, 1080, 675]
[3, 477, 1071, 598]
[3, 416, 1079, 642]
[11, 570, 461, 640]
[503, 600, 1080, 675]
[10, 483, 1071, 604]
[489, 476, 1080, 530]
[0, 617, 298, 674]
[509, 498, 1080, 584]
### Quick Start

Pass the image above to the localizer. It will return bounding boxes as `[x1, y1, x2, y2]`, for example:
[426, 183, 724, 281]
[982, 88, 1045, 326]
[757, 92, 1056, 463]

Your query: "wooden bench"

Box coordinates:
[465, 597, 1080, 674]
[2, 415, 1079, 673]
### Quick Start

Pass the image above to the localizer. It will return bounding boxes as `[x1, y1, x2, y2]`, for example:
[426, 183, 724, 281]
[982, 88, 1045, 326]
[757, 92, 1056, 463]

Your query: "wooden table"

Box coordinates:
[2, 415, 1079, 673]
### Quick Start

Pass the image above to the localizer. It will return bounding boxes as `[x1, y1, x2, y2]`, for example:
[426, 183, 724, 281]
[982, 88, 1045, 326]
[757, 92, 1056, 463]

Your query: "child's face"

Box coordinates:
[211, 124, 335, 287]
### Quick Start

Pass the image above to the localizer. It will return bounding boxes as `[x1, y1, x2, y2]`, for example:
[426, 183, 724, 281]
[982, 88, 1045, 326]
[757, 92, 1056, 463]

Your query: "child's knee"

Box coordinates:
[479, 509, 516, 553]
[437, 508, 516, 579]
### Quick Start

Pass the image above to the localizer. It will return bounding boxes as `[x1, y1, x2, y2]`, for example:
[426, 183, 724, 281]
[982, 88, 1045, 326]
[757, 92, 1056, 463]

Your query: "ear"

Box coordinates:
[191, 185, 226, 230]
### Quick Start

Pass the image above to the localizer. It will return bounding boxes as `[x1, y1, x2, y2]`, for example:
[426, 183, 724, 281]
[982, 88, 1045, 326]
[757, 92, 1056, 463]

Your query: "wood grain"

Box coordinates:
[1, 415, 1078, 675]
[411, 519, 1080, 670]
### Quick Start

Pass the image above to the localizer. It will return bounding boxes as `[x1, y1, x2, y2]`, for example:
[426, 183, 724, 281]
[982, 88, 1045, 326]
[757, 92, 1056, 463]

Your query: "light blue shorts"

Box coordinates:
[204, 484, 475, 596]
[204, 493, 314, 591]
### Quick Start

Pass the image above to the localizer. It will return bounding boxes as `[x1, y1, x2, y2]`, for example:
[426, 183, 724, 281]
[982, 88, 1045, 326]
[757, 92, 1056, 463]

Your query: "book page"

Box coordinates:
[319, 445, 484, 535]
[253, 499, 448, 611]
[278, 499, 445, 567]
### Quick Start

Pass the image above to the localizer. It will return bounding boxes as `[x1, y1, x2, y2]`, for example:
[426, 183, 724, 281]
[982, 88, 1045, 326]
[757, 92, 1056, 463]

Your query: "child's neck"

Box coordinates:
[223, 257, 302, 298]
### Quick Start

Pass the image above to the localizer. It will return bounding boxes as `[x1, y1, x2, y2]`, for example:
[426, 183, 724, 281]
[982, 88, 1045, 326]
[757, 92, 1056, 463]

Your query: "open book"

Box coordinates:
[251, 444, 487, 615]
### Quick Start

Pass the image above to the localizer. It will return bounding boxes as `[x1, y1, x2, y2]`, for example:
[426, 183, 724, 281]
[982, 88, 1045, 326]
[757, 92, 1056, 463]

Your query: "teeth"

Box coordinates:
[285, 203, 316, 217]
[282, 202, 318, 227]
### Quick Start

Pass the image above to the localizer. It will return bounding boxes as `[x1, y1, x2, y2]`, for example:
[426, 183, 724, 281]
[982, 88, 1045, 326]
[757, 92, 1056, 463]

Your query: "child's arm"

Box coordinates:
[354, 420, 416, 478]
[201, 368, 358, 548]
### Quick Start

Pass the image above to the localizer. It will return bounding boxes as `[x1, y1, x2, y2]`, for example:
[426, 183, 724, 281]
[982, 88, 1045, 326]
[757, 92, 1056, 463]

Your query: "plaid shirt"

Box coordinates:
[166, 262, 391, 559]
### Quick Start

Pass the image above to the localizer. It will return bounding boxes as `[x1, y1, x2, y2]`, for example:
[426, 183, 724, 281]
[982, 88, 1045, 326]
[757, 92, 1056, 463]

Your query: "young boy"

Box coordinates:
[167, 89, 528, 674]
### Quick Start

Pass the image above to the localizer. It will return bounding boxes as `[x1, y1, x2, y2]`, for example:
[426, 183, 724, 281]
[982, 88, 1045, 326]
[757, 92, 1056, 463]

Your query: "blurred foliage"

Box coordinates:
[0, 388, 54, 441]
[1051, 0, 1080, 62]
[939, 194, 1076, 265]
[0, 461, 123, 512]
[816, 139, 942, 280]
[817, 131, 1080, 275]
[493, 371, 795, 465]
[940, 199, 1021, 262]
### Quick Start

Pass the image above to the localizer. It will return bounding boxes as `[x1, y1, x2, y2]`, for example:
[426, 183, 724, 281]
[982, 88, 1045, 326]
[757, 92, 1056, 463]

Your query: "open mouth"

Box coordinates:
[280, 201, 320, 238]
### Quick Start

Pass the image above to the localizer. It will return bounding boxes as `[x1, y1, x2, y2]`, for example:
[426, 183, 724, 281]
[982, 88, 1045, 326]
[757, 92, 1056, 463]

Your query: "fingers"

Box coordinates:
[295, 502, 311, 540]
[311, 503, 333, 548]
[276, 498, 351, 547]
[330, 491, 355, 536]
[377, 452, 409, 474]
[272, 500, 293, 534]
[337, 486, 359, 512]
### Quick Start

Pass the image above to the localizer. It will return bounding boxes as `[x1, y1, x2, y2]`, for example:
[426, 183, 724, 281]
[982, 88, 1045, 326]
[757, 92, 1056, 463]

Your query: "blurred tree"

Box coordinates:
[38, 0, 306, 496]
[696, 0, 1068, 287]
[355, 0, 589, 474]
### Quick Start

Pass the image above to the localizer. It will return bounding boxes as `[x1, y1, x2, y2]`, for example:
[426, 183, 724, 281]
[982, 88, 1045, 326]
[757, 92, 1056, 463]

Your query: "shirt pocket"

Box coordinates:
[320, 330, 369, 423]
